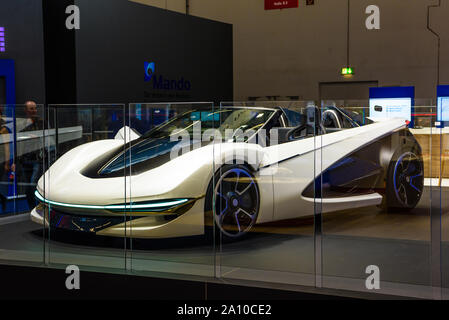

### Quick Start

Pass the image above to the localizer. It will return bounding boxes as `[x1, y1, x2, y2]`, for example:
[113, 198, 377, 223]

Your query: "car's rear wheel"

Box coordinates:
[384, 148, 424, 211]
[205, 165, 260, 241]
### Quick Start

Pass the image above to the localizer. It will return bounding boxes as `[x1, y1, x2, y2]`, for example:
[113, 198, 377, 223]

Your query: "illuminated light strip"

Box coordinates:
[105, 199, 189, 210]
[0, 27, 5, 52]
[35, 191, 189, 210]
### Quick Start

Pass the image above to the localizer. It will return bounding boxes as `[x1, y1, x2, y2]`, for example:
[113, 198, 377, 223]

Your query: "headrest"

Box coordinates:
[305, 105, 321, 126]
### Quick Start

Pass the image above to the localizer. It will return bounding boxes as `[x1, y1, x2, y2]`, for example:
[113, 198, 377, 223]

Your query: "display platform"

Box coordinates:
[0, 264, 361, 300]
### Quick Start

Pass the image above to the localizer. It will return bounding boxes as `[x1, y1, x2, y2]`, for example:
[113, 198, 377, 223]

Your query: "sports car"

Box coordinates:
[31, 105, 424, 239]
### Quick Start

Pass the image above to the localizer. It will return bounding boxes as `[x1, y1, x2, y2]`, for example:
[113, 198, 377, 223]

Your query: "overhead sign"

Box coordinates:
[265, 0, 298, 10]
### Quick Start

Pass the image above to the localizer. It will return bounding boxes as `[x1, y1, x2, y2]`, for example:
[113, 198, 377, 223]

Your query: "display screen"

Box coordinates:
[369, 97, 412, 121]
[437, 97, 449, 122]
[0, 76, 5, 105]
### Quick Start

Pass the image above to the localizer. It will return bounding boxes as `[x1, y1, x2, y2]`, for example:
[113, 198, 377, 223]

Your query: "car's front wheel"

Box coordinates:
[205, 165, 260, 241]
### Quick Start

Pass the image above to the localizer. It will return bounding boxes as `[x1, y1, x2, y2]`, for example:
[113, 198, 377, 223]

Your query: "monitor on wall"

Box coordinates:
[369, 97, 413, 121]
[369, 86, 415, 123]
[437, 97, 449, 122]
[437, 85, 449, 123]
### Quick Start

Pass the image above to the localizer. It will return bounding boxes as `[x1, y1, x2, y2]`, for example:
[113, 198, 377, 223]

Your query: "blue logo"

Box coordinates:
[144, 61, 192, 91]
[144, 62, 155, 82]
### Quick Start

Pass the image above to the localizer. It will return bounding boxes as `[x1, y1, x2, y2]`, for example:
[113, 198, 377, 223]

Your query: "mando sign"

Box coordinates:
[152, 75, 192, 91]
[145, 62, 192, 91]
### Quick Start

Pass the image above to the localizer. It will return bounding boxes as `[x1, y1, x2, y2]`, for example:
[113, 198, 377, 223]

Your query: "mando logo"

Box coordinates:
[144, 62, 155, 82]
[144, 61, 192, 91]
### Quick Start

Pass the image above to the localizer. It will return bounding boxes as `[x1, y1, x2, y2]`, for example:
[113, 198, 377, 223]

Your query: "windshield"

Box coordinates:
[142, 108, 276, 139]
[99, 108, 276, 176]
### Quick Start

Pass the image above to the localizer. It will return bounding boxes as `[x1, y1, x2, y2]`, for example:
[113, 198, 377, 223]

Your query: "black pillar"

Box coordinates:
[42, 0, 77, 105]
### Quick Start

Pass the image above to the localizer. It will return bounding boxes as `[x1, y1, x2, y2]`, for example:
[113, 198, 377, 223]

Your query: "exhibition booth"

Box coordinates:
[2, 0, 449, 301]
[0, 99, 448, 299]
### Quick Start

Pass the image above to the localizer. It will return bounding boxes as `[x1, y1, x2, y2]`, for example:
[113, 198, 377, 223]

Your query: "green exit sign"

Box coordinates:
[341, 67, 354, 75]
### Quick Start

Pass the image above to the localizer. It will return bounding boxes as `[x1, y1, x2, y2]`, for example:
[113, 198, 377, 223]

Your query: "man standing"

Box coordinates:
[18, 101, 43, 211]
[0, 107, 14, 213]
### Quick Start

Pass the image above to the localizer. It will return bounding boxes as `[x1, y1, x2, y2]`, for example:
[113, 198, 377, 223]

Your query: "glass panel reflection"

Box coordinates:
[217, 101, 317, 287]
[41, 104, 128, 271]
[127, 103, 216, 278]
[0, 103, 45, 266]
[320, 102, 433, 298]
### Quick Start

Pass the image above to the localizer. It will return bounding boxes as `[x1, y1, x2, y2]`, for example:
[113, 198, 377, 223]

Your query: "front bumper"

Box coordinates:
[30, 197, 206, 239]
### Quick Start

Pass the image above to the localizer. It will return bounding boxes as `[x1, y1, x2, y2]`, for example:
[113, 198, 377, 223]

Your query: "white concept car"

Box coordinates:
[31, 106, 424, 240]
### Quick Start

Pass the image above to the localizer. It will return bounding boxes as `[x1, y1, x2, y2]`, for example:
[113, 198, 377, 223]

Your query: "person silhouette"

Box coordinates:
[0, 107, 14, 213]
[17, 101, 43, 211]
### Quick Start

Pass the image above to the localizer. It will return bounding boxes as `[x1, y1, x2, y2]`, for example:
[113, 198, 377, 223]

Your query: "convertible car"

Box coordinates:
[31, 105, 424, 239]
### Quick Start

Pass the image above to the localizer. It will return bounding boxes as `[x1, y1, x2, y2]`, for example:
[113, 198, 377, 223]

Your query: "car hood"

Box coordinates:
[36, 138, 217, 205]
[80, 136, 205, 178]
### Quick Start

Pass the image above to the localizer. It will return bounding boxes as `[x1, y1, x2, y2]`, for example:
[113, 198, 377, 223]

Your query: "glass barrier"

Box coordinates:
[216, 101, 317, 287]
[0, 101, 446, 299]
[0, 103, 46, 266]
[127, 102, 216, 278]
[42, 104, 128, 272]
[319, 103, 434, 298]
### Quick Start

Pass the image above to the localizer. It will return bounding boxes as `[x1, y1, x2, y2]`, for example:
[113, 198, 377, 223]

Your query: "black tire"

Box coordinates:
[383, 146, 424, 212]
[204, 164, 260, 242]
